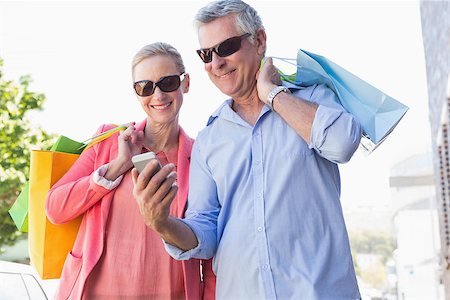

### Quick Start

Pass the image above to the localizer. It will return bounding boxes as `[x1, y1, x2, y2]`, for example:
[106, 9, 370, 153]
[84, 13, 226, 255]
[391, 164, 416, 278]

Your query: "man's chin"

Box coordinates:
[215, 84, 235, 98]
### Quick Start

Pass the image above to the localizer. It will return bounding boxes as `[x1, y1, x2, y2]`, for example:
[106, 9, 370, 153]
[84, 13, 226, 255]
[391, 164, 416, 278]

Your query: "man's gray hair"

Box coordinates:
[131, 42, 185, 78]
[194, 0, 264, 44]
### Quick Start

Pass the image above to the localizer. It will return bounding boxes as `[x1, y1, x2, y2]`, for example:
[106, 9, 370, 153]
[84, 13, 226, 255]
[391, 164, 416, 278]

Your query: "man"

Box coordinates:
[132, 1, 362, 299]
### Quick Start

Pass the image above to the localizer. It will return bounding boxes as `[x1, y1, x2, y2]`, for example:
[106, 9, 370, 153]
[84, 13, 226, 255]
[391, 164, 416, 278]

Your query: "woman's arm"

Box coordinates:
[45, 125, 115, 224]
[46, 123, 144, 224]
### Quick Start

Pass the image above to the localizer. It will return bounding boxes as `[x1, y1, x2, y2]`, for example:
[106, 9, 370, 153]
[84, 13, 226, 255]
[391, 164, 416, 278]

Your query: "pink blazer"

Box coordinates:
[45, 120, 215, 300]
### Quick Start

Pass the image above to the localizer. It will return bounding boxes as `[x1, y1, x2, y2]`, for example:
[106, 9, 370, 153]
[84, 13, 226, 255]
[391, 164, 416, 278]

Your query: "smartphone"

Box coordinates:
[132, 152, 162, 173]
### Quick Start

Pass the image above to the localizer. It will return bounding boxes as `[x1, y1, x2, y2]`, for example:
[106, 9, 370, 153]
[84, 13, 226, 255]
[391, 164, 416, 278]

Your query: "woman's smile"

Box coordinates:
[151, 101, 173, 110]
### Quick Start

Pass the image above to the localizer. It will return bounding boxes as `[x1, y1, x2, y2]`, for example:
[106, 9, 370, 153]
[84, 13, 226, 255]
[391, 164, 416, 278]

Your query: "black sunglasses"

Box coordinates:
[134, 73, 186, 97]
[196, 33, 251, 63]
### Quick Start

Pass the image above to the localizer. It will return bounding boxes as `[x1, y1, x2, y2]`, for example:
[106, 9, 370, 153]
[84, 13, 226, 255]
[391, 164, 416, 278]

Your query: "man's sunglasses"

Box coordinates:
[196, 33, 251, 63]
[133, 73, 186, 97]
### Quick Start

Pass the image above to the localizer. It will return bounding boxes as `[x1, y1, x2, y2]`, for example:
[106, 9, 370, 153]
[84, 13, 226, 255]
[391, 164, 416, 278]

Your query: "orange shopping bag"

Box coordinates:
[28, 150, 82, 279]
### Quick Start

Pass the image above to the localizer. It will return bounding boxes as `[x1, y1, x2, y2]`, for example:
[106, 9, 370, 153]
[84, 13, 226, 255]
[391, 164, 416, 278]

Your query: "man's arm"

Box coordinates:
[257, 57, 361, 163]
[131, 161, 198, 251]
[158, 216, 199, 251]
[271, 88, 318, 144]
[257, 57, 317, 144]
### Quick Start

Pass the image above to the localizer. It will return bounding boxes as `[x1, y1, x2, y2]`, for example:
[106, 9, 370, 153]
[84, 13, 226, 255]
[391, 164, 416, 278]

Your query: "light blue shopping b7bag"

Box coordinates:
[275, 49, 409, 153]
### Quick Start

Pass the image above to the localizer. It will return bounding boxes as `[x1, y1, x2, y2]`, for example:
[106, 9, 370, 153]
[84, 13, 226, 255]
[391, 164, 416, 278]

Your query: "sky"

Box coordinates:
[0, 0, 432, 211]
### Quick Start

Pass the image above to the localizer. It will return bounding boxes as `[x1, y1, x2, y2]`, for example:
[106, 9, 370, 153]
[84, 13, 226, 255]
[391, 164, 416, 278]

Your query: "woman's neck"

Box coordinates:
[144, 119, 180, 153]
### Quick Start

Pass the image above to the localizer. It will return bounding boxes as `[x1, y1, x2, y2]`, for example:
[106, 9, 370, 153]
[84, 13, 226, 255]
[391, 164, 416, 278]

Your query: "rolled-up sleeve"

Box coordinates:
[164, 140, 219, 260]
[307, 84, 362, 163]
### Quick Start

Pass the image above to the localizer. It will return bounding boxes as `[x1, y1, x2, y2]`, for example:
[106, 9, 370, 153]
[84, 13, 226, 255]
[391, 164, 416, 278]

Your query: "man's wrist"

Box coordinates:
[153, 217, 172, 234]
[267, 85, 290, 111]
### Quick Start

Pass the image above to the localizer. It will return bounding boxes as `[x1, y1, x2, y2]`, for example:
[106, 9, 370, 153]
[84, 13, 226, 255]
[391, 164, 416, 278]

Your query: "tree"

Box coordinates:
[0, 58, 55, 254]
[349, 229, 396, 291]
[349, 229, 395, 264]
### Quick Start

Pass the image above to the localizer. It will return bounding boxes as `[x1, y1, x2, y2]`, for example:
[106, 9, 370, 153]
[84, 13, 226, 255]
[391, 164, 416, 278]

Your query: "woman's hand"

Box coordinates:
[105, 123, 144, 181]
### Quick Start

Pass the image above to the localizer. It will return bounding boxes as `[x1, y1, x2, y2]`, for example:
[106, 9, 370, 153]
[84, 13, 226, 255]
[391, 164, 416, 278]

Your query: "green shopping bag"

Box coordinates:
[9, 182, 30, 232]
[8, 125, 127, 232]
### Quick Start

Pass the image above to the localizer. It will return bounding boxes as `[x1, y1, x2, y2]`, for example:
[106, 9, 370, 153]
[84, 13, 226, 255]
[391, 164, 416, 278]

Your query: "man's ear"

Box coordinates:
[254, 28, 267, 56]
[182, 73, 190, 93]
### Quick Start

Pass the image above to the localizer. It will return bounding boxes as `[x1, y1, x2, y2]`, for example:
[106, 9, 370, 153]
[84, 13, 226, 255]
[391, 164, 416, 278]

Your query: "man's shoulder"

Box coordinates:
[287, 82, 339, 106]
[194, 102, 228, 150]
[205, 99, 231, 126]
[196, 119, 216, 141]
[286, 82, 318, 98]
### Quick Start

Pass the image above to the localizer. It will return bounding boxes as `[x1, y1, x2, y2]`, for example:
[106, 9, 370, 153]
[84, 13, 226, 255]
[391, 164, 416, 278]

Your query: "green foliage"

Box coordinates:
[0, 58, 56, 254]
[360, 260, 388, 289]
[349, 229, 395, 291]
[349, 229, 395, 264]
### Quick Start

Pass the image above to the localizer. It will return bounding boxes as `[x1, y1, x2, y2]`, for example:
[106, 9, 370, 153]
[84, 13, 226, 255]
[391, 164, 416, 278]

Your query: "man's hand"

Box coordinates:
[132, 160, 178, 232]
[132, 161, 198, 251]
[256, 57, 282, 105]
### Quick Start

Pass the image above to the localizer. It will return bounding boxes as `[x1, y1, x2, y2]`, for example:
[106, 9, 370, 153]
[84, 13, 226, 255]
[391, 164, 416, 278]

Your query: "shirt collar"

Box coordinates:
[207, 98, 274, 129]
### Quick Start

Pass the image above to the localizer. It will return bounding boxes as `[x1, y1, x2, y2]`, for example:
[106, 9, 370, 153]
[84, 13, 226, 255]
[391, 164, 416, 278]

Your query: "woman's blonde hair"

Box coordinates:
[131, 42, 185, 77]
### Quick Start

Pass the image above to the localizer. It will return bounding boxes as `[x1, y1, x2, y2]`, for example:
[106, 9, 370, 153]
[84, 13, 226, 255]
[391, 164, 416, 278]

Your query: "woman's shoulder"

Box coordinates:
[95, 123, 121, 134]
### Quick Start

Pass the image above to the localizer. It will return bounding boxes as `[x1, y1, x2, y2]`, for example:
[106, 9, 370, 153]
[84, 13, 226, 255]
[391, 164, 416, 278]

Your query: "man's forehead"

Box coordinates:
[197, 15, 240, 47]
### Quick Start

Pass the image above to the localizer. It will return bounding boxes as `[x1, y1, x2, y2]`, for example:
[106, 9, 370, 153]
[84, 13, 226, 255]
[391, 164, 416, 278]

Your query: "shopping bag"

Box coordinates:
[28, 150, 82, 279]
[8, 182, 30, 232]
[25, 125, 126, 279]
[274, 49, 409, 153]
[8, 136, 85, 233]
[9, 126, 126, 232]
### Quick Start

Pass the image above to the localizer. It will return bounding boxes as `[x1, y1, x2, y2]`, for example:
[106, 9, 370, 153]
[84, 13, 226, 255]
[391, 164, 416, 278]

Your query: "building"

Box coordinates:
[420, 0, 450, 298]
[390, 153, 443, 299]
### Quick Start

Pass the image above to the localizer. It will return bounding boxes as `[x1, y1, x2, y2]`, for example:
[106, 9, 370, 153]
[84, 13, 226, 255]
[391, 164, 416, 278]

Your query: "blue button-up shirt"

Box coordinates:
[166, 82, 362, 299]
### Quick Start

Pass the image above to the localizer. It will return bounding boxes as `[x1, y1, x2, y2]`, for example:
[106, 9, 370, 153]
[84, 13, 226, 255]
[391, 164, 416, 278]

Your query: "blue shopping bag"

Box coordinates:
[274, 49, 409, 153]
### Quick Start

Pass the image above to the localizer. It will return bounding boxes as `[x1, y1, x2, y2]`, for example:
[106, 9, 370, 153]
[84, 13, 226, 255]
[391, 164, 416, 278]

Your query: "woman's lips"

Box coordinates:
[151, 102, 172, 110]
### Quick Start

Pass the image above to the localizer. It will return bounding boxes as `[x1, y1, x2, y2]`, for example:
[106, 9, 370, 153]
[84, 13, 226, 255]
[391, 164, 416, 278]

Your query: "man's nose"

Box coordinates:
[210, 52, 226, 69]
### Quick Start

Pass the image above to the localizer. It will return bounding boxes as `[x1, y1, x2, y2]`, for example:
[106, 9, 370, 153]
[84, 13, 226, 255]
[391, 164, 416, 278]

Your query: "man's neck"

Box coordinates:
[231, 93, 265, 126]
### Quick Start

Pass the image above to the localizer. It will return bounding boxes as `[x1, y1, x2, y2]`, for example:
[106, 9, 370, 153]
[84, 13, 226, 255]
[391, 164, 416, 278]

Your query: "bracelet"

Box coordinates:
[267, 86, 289, 111]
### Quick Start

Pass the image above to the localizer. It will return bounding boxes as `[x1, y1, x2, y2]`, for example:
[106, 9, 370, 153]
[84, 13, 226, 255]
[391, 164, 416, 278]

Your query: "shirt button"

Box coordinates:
[257, 226, 263, 232]
[262, 264, 269, 270]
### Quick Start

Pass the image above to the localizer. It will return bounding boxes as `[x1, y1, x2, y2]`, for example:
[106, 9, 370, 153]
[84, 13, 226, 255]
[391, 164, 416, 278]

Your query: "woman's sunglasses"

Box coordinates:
[134, 73, 185, 97]
[196, 33, 251, 63]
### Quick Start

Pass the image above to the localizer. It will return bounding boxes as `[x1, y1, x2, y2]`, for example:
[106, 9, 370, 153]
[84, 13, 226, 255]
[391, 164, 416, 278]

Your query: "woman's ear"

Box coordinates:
[182, 73, 190, 93]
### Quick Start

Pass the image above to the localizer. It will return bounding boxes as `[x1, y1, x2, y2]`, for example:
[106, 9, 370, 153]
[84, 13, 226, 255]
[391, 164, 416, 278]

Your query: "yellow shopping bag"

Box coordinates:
[28, 150, 82, 279]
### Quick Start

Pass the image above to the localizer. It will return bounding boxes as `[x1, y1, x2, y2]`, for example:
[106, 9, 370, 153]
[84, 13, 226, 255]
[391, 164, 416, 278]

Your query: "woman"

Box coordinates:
[45, 42, 216, 300]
